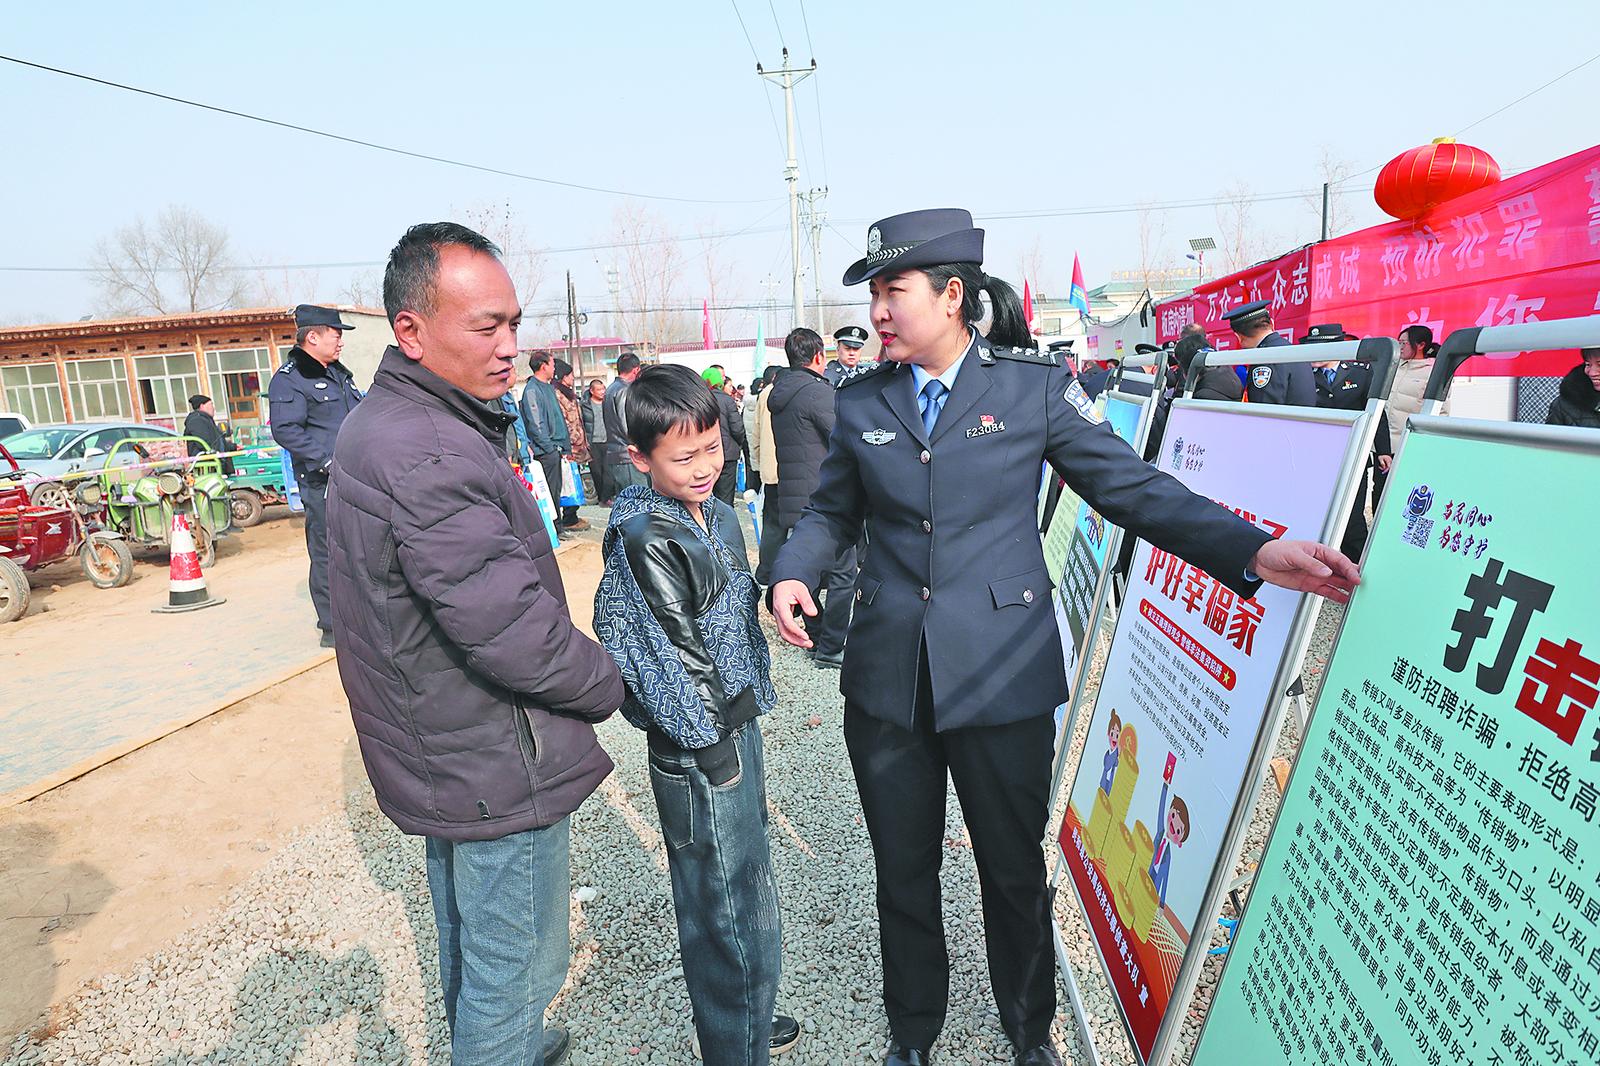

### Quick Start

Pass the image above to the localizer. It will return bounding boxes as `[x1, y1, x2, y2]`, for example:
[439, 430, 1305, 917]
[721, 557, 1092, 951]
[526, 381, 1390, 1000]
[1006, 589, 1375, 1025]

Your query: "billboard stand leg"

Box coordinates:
[1052, 917, 1106, 1066]
[1289, 690, 1308, 737]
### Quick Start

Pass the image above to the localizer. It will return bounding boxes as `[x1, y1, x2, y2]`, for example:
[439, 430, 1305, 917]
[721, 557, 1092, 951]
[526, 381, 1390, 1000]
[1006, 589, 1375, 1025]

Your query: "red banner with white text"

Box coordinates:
[1156, 144, 1600, 375]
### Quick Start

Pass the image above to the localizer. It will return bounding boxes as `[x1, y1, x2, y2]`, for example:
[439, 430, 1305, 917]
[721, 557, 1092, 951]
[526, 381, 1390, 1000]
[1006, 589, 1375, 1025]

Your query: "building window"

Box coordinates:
[134, 353, 201, 420]
[64, 358, 133, 420]
[205, 347, 273, 428]
[1, 363, 66, 423]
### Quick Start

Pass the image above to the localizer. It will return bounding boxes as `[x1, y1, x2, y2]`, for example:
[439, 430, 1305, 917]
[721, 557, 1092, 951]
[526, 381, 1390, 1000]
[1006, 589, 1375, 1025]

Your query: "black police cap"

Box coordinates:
[1300, 323, 1346, 344]
[1221, 299, 1271, 332]
[294, 304, 355, 331]
[833, 325, 869, 347]
[843, 208, 984, 286]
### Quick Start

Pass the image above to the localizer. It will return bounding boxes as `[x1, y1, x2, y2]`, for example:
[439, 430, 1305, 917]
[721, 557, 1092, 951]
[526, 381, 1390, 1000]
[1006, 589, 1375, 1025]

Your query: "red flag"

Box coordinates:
[1023, 279, 1035, 333]
[701, 300, 715, 349]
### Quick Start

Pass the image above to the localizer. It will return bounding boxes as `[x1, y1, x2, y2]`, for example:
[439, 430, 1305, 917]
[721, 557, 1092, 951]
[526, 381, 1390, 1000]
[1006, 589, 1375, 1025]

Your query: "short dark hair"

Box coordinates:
[382, 222, 502, 327]
[527, 350, 552, 374]
[189, 394, 211, 411]
[625, 364, 721, 456]
[616, 351, 642, 375]
[295, 324, 325, 347]
[785, 327, 824, 369]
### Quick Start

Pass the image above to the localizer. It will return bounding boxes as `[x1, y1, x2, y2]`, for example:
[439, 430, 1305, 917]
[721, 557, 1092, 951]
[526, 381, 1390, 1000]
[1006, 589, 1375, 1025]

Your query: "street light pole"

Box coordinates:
[757, 49, 816, 333]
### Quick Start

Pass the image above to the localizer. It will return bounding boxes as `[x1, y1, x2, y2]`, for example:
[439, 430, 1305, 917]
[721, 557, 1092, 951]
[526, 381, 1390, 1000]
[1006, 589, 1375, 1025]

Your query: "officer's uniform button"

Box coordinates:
[920, 587, 930, 601]
[856, 589, 863, 602]
[919, 450, 931, 464]
[921, 520, 932, 533]
[1023, 588, 1035, 603]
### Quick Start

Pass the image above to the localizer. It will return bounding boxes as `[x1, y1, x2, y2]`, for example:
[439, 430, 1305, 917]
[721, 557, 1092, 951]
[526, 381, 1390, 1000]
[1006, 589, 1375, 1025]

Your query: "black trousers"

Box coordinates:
[844, 651, 1056, 1051]
[789, 527, 855, 658]
[299, 470, 332, 633]
[1338, 461, 1372, 563]
[714, 460, 740, 507]
[755, 489, 784, 585]
[589, 458, 610, 504]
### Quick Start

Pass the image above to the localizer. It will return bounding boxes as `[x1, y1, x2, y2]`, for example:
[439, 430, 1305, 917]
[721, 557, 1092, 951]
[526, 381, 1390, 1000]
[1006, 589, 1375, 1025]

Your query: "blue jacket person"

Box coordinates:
[268, 304, 361, 644]
[1225, 300, 1317, 407]
[768, 209, 1362, 1066]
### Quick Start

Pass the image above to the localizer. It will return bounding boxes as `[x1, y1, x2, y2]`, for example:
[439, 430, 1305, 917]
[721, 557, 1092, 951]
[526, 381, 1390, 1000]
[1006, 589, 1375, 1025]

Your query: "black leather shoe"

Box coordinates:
[812, 650, 844, 670]
[692, 1015, 803, 1058]
[1012, 1044, 1061, 1066]
[886, 1042, 931, 1066]
[542, 1021, 571, 1065]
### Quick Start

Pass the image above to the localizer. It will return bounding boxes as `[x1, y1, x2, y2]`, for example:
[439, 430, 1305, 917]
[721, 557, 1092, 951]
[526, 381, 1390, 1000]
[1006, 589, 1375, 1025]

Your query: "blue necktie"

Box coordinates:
[919, 379, 948, 437]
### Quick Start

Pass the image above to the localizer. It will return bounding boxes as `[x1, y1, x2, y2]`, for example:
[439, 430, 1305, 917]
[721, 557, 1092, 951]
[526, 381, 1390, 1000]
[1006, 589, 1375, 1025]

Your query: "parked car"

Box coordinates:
[0, 421, 176, 510]
[0, 413, 31, 440]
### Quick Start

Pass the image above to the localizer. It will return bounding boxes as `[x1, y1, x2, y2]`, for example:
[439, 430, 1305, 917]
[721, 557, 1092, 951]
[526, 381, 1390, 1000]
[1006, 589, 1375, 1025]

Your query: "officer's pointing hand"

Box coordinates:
[1249, 539, 1361, 605]
[769, 579, 817, 649]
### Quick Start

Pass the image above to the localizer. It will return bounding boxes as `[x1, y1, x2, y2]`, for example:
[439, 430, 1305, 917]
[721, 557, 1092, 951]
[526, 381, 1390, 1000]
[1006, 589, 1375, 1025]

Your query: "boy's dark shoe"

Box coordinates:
[692, 1014, 803, 1058]
[812, 650, 844, 670]
[1012, 1045, 1060, 1066]
[543, 1022, 571, 1064]
[885, 1042, 931, 1066]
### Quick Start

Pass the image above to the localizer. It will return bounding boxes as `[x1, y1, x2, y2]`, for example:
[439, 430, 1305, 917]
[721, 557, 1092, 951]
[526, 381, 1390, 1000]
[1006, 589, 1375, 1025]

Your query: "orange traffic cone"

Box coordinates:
[152, 513, 226, 613]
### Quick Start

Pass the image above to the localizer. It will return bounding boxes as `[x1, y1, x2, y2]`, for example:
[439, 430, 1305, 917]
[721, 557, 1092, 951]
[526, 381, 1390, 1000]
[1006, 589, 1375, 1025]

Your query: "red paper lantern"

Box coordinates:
[1374, 138, 1501, 220]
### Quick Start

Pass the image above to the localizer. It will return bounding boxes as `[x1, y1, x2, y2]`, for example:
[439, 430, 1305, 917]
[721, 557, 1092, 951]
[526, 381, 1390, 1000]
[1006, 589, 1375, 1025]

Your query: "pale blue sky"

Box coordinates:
[3, 0, 1596, 338]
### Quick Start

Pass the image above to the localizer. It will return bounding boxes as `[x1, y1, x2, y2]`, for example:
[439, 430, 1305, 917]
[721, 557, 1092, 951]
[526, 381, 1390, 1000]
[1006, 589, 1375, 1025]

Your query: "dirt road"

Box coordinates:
[0, 521, 606, 1045]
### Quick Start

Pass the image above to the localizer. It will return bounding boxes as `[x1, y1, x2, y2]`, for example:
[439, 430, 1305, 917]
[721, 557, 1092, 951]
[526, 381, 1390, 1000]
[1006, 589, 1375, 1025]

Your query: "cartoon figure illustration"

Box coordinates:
[1149, 752, 1188, 908]
[1099, 711, 1122, 795]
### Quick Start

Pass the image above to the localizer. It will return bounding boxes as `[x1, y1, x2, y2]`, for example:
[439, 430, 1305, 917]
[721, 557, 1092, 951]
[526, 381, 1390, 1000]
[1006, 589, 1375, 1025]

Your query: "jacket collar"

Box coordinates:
[288, 345, 341, 379]
[1560, 365, 1600, 409]
[371, 346, 515, 443]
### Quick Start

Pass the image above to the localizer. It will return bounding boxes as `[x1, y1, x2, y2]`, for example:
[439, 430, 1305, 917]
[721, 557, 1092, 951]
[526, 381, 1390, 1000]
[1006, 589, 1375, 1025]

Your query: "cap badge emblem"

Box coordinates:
[867, 226, 882, 255]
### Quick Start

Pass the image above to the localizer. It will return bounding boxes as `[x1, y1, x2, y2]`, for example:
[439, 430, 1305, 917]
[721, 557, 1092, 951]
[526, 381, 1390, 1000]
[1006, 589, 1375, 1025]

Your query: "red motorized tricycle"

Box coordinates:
[0, 443, 134, 622]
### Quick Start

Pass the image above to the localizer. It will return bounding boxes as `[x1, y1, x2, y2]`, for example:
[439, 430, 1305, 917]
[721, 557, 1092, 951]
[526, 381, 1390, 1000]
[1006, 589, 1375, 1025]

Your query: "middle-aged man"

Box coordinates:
[183, 394, 235, 474]
[768, 208, 1361, 1066]
[766, 327, 856, 669]
[326, 223, 624, 1066]
[519, 350, 570, 509]
[582, 377, 610, 503]
[824, 324, 870, 385]
[268, 304, 361, 647]
[1225, 299, 1316, 406]
[603, 351, 646, 495]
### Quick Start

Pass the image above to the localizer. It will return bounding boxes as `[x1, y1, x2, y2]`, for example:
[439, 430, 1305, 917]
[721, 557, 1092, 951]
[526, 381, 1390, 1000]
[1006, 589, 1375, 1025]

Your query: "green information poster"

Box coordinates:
[1193, 421, 1600, 1066]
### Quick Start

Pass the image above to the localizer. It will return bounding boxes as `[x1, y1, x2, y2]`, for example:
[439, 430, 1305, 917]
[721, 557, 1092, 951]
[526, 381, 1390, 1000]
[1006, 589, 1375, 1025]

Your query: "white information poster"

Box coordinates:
[1057, 403, 1356, 1062]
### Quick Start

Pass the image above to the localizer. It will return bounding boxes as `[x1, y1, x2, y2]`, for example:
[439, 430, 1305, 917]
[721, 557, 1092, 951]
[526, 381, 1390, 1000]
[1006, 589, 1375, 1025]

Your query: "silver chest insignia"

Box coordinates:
[862, 428, 897, 445]
[965, 414, 1006, 438]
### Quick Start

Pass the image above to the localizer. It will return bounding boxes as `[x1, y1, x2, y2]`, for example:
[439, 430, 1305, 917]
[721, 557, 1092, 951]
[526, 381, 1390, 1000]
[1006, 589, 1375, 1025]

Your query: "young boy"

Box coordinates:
[594, 364, 801, 1064]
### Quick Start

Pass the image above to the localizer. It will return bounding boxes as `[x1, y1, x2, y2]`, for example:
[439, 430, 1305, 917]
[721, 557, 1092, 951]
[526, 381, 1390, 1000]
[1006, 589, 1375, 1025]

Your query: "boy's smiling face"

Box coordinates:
[630, 420, 724, 507]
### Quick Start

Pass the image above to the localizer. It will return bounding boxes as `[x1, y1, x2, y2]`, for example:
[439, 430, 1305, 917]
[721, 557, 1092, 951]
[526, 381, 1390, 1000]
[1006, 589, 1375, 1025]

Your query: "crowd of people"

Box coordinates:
[253, 213, 1595, 1066]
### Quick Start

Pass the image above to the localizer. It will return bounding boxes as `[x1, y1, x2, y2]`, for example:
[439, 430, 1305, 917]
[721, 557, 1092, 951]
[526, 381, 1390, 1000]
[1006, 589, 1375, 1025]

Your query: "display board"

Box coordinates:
[1058, 402, 1362, 1063]
[1193, 417, 1600, 1066]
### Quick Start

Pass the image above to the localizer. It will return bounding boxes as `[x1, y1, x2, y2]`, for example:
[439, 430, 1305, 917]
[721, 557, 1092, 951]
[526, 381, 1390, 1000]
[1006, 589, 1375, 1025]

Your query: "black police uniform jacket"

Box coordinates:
[1245, 332, 1318, 407]
[268, 346, 363, 477]
[1315, 361, 1392, 454]
[771, 330, 1273, 733]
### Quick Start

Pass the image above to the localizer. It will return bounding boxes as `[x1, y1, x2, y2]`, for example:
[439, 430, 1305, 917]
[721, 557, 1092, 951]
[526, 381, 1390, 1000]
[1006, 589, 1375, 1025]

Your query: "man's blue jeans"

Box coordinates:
[425, 817, 570, 1065]
[648, 722, 782, 1066]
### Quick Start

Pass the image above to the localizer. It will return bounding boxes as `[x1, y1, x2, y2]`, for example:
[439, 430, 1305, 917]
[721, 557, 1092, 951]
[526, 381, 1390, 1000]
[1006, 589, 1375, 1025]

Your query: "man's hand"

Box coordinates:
[1249, 539, 1361, 604]
[769, 579, 817, 648]
[1377, 454, 1394, 473]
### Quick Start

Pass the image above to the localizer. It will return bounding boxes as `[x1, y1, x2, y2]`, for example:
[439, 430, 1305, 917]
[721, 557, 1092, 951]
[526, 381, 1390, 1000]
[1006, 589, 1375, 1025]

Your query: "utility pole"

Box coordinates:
[565, 271, 581, 370]
[800, 186, 828, 335]
[1320, 182, 1331, 242]
[756, 49, 815, 333]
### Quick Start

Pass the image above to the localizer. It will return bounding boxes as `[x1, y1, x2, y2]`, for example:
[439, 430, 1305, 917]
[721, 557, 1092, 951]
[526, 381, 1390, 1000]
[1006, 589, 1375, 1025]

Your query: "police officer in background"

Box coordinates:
[1304, 323, 1389, 561]
[1225, 299, 1317, 406]
[768, 209, 1362, 1066]
[269, 304, 361, 646]
[825, 324, 871, 385]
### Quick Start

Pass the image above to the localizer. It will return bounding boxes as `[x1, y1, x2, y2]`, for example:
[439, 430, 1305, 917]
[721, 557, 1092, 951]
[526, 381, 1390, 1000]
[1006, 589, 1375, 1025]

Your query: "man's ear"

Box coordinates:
[393, 311, 425, 361]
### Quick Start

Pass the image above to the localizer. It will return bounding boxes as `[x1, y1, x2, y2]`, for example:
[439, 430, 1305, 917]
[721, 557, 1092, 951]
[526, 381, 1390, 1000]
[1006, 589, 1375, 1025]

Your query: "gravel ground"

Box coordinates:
[5, 499, 1345, 1065]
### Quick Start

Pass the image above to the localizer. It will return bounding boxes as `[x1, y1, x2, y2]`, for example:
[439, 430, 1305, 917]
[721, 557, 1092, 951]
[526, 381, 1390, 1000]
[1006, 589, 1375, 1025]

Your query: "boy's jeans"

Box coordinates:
[425, 818, 570, 1066]
[648, 722, 782, 1066]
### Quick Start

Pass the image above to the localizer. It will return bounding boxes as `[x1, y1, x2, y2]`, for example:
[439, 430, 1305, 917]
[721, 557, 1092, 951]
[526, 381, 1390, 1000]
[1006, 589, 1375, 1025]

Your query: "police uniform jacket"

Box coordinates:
[1244, 332, 1317, 407]
[770, 331, 1273, 732]
[1315, 361, 1392, 454]
[268, 347, 362, 477]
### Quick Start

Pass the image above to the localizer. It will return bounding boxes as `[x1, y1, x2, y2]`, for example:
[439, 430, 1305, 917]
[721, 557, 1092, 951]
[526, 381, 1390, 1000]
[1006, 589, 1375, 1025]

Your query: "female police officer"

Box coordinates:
[769, 209, 1359, 1066]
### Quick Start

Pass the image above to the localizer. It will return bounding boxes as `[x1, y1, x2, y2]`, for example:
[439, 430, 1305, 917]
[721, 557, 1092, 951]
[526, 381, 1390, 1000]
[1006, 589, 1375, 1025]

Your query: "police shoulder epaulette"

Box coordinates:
[837, 361, 894, 388]
[987, 344, 1059, 367]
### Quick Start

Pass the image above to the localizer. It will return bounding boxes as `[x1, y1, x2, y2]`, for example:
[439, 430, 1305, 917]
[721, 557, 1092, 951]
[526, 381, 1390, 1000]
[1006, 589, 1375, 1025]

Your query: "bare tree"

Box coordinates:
[250, 266, 324, 309]
[1018, 237, 1049, 299]
[700, 227, 736, 344]
[90, 205, 249, 316]
[338, 268, 383, 309]
[613, 202, 694, 352]
[1303, 147, 1357, 240]
[1215, 180, 1270, 275]
[1135, 202, 1174, 293]
[460, 201, 547, 315]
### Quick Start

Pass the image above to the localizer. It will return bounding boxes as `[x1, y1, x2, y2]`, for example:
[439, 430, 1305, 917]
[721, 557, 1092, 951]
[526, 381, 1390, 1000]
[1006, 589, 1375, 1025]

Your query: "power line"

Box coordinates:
[1456, 49, 1600, 135]
[795, 0, 829, 186]
[0, 52, 775, 206]
[728, 1, 787, 154]
[766, 0, 789, 50]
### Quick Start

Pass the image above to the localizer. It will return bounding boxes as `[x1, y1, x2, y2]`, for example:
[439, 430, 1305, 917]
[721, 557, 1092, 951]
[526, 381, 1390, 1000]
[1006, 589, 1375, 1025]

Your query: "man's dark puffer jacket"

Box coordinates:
[765, 366, 837, 530]
[327, 347, 624, 841]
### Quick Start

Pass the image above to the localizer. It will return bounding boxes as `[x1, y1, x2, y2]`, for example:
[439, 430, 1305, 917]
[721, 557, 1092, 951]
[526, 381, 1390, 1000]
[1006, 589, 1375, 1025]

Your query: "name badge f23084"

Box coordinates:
[966, 414, 1006, 439]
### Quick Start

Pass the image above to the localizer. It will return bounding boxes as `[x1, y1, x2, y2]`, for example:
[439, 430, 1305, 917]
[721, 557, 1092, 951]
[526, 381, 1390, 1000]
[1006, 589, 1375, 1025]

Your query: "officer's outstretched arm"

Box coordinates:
[768, 416, 865, 617]
[1043, 366, 1269, 597]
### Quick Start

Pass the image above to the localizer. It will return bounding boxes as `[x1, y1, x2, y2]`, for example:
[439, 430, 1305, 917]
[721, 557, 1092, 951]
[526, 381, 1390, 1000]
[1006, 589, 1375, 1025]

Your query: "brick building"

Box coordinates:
[0, 306, 393, 431]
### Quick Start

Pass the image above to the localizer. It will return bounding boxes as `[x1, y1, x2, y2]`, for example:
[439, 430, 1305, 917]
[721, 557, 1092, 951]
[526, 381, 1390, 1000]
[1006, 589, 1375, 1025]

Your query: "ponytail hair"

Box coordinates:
[920, 263, 1036, 350]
